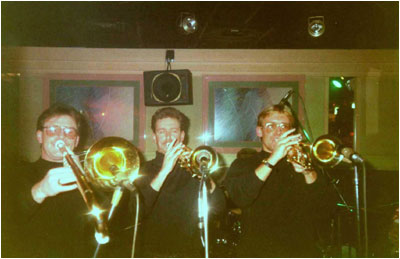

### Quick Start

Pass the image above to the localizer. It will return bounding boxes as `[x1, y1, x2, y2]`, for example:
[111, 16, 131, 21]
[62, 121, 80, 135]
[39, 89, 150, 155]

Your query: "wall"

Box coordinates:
[2, 47, 398, 170]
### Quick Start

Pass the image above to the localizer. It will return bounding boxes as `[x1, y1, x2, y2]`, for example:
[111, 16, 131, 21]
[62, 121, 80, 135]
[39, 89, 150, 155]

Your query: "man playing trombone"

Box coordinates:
[223, 104, 335, 257]
[10, 103, 95, 257]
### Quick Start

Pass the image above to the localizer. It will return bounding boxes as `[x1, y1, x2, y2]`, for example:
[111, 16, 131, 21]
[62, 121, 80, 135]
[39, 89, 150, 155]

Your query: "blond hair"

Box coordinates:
[257, 104, 295, 127]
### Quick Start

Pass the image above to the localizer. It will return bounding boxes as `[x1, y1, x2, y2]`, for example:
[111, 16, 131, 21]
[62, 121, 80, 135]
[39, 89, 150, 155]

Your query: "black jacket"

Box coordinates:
[223, 150, 334, 257]
[8, 158, 96, 258]
[133, 152, 226, 258]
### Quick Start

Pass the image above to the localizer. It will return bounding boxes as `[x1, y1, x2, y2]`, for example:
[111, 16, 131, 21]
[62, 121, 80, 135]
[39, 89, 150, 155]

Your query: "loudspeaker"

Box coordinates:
[144, 69, 193, 106]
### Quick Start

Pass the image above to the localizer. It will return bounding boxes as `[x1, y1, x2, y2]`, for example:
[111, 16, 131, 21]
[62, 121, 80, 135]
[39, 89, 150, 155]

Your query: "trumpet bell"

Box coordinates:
[84, 137, 140, 190]
[287, 134, 346, 169]
[311, 135, 344, 168]
[179, 145, 218, 178]
[190, 145, 218, 174]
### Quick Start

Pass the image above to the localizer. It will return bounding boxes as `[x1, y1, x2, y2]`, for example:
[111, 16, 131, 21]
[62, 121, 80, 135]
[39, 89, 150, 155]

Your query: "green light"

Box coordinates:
[332, 80, 343, 88]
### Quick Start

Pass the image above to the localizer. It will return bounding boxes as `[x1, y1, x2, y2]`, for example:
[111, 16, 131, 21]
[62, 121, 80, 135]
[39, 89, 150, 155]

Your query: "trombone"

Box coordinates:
[56, 137, 141, 245]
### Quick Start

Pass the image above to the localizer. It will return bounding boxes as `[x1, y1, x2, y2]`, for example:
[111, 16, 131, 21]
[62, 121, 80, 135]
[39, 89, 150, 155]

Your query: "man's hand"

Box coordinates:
[256, 129, 302, 182]
[151, 138, 185, 191]
[291, 162, 317, 184]
[268, 128, 302, 165]
[160, 138, 184, 175]
[31, 167, 78, 204]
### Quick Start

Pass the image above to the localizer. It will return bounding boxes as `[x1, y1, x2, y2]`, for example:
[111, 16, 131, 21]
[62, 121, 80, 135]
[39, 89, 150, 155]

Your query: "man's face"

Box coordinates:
[36, 115, 80, 162]
[153, 117, 185, 154]
[256, 112, 292, 152]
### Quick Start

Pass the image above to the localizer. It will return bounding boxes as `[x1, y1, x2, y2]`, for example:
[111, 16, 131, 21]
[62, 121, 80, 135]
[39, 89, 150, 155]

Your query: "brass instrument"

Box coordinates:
[84, 137, 140, 191]
[286, 134, 348, 170]
[56, 137, 140, 244]
[178, 145, 218, 177]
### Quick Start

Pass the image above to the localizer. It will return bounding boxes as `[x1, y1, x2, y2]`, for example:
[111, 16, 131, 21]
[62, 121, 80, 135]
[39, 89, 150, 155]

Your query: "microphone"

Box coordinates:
[196, 150, 211, 164]
[279, 90, 294, 105]
[195, 150, 212, 174]
[341, 147, 364, 163]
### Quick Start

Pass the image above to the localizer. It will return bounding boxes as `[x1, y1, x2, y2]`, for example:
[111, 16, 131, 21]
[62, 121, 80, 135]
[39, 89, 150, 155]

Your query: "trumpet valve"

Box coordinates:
[178, 146, 193, 168]
[287, 144, 313, 170]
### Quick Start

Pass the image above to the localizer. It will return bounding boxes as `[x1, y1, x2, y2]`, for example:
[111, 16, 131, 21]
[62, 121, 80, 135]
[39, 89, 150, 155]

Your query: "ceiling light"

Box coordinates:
[308, 16, 325, 37]
[178, 12, 198, 34]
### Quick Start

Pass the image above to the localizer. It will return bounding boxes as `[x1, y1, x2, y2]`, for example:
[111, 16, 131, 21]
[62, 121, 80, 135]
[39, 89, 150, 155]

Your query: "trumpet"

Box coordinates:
[56, 137, 140, 244]
[286, 134, 349, 170]
[178, 145, 218, 178]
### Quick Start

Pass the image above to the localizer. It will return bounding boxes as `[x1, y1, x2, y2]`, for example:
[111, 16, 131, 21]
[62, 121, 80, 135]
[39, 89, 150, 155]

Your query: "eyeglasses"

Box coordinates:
[263, 122, 291, 132]
[42, 126, 78, 139]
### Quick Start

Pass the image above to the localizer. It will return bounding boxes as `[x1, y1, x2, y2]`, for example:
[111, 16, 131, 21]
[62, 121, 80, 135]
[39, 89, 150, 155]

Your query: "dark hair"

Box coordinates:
[257, 104, 296, 128]
[37, 103, 82, 132]
[36, 103, 90, 149]
[151, 107, 189, 133]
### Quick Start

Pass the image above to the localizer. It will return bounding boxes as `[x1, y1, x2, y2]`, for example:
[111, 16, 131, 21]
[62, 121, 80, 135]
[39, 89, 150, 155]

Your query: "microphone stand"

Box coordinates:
[281, 100, 357, 256]
[284, 99, 369, 257]
[198, 162, 210, 258]
[351, 156, 368, 257]
[354, 164, 362, 256]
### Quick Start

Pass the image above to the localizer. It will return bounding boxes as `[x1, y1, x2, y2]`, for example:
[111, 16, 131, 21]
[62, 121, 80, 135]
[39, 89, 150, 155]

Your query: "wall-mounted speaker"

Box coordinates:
[144, 69, 193, 106]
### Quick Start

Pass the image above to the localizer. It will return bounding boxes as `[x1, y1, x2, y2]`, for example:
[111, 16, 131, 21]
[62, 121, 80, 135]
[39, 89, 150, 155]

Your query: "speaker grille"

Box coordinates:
[144, 69, 192, 106]
[151, 72, 182, 103]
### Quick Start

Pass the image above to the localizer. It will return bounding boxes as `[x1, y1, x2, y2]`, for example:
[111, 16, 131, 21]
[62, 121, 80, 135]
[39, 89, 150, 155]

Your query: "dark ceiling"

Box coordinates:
[2, 1, 399, 49]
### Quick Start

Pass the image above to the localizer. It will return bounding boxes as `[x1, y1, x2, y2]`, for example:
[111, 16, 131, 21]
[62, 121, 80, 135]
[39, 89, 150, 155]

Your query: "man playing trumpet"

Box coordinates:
[133, 107, 226, 257]
[223, 104, 335, 257]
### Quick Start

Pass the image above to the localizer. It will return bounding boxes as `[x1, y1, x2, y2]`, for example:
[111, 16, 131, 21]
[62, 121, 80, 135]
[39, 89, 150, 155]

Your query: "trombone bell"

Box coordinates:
[84, 137, 141, 190]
